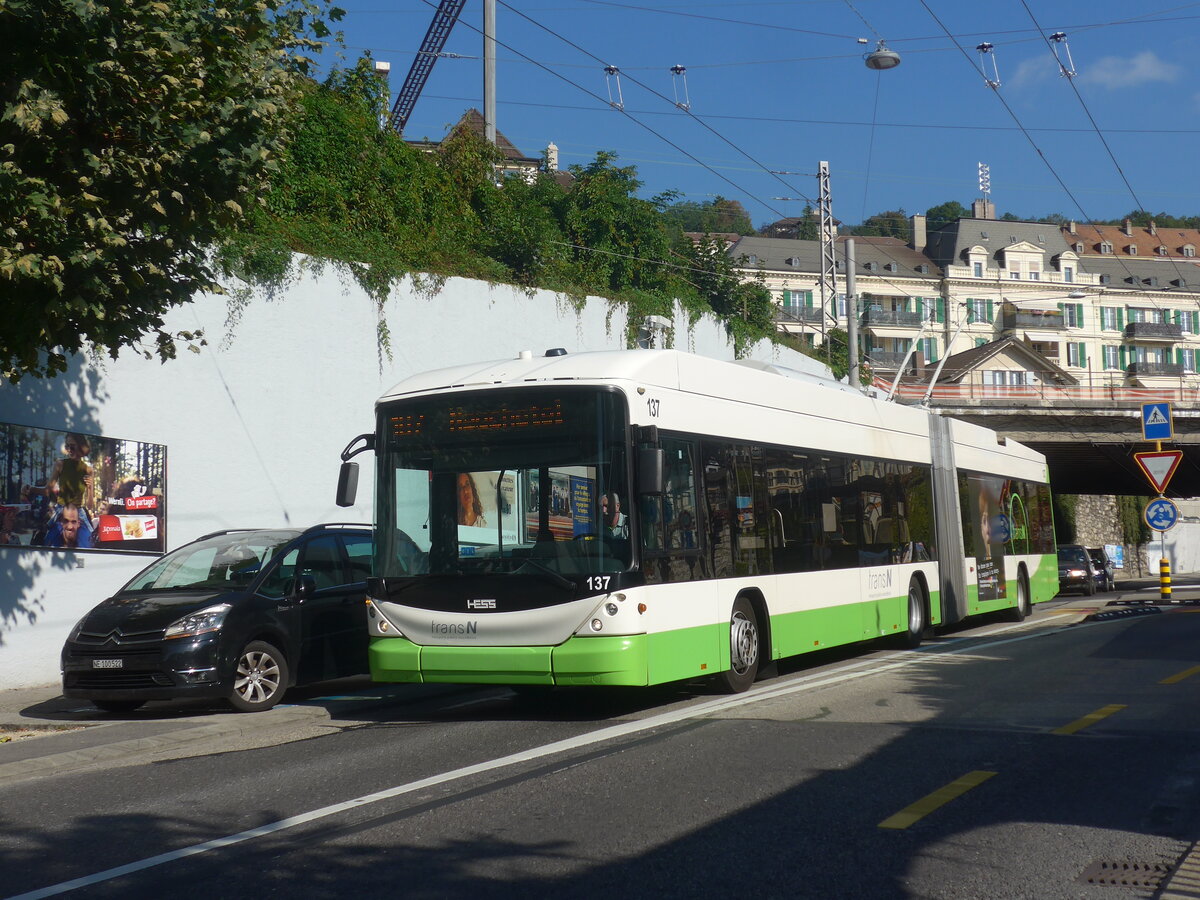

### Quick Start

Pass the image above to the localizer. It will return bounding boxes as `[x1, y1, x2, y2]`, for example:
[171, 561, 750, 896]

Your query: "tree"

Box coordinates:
[924, 200, 970, 228]
[0, 0, 342, 381]
[848, 209, 909, 239]
[662, 196, 753, 235]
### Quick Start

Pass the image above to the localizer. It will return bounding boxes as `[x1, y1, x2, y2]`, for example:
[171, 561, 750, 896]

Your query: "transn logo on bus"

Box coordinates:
[431, 621, 478, 635]
[467, 599, 497, 609]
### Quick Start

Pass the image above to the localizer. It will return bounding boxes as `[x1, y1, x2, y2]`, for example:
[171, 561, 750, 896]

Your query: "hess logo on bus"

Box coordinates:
[467, 598, 497, 610]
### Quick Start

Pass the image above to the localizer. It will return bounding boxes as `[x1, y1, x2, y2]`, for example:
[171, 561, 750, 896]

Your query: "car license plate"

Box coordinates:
[92, 658, 123, 669]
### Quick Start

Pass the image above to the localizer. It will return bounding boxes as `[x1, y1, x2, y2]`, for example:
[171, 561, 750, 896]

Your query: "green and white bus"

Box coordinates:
[336, 348, 1056, 693]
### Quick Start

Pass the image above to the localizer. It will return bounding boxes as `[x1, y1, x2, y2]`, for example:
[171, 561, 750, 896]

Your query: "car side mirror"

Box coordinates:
[336, 461, 359, 507]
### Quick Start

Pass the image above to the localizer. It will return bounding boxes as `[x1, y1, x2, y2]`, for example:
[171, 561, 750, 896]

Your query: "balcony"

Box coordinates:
[862, 308, 926, 328]
[1126, 361, 1185, 378]
[864, 351, 913, 370]
[774, 305, 826, 325]
[1000, 312, 1066, 331]
[1124, 322, 1182, 341]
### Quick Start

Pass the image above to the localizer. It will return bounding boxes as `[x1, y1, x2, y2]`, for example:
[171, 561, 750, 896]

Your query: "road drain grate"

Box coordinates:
[1076, 860, 1172, 888]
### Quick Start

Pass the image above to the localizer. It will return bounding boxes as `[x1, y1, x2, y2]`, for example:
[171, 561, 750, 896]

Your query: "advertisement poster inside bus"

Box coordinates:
[964, 474, 1010, 601]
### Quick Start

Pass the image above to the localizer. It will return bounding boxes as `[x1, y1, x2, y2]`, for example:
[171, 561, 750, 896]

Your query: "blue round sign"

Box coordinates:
[1144, 497, 1179, 532]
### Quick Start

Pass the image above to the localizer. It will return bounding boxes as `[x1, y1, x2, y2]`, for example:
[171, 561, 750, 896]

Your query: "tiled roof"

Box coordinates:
[925, 217, 1074, 268]
[727, 235, 941, 279]
[1062, 222, 1200, 259]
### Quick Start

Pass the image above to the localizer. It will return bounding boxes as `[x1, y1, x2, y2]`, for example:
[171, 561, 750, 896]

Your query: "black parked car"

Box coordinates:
[62, 524, 373, 713]
[1087, 547, 1116, 592]
[1057, 544, 1096, 596]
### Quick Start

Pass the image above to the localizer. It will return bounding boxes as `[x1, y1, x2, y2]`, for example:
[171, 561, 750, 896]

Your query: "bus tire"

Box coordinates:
[719, 596, 760, 693]
[897, 577, 927, 649]
[1007, 568, 1031, 622]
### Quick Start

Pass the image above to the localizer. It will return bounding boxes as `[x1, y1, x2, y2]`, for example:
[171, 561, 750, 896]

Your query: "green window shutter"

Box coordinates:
[782, 290, 792, 309]
[1119, 346, 1127, 368]
[1079, 343, 1087, 367]
[986, 299, 994, 322]
[1174, 310, 1182, 326]
[1177, 348, 1185, 365]
[901, 297, 911, 313]
[975, 338, 986, 348]
[1057, 302, 1064, 315]
[1117, 308, 1125, 330]
[936, 298, 946, 323]
[804, 290, 813, 308]
[1075, 303, 1083, 326]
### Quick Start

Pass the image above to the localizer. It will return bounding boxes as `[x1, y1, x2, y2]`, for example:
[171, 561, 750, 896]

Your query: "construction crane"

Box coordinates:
[387, 0, 467, 136]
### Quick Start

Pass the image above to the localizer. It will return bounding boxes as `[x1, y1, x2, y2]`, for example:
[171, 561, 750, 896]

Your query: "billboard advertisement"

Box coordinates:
[0, 424, 166, 554]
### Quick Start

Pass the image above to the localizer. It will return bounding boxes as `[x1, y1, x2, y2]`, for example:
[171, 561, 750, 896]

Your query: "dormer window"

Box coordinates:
[1074, 242, 1084, 253]
[1100, 241, 1113, 254]
[1157, 246, 1169, 256]
[1184, 245, 1196, 258]
[786, 256, 801, 267]
[1127, 244, 1137, 255]
[884, 262, 897, 272]
[864, 261, 877, 271]
[746, 254, 758, 265]
[1100, 274, 1111, 284]
[916, 264, 929, 274]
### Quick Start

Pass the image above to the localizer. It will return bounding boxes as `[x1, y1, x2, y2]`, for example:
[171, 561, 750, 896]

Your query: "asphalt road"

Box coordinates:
[3, 592, 1199, 900]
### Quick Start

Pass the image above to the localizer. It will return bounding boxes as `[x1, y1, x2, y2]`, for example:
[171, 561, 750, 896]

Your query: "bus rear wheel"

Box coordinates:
[719, 596, 760, 693]
[1007, 570, 1032, 621]
[897, 579, 927, 649]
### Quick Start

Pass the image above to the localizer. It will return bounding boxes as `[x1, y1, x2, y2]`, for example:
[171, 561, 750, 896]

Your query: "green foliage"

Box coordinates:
[1117, 494, 1151, 546]
[924, 200, 970, 228]
[1053, 494, 1077, 544]
[662, 196, 754, 235]
[220, 69, 781, 356]
[0, 0, 343, 381]
[846, 209, 909, 239]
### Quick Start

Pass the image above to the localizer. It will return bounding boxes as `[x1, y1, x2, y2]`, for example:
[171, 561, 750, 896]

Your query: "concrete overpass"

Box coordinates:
[922, 400, 1200, 497]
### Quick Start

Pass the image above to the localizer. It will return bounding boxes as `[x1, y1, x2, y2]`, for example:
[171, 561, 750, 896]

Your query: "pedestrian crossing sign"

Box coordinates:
[1141, 402, 1173, 441]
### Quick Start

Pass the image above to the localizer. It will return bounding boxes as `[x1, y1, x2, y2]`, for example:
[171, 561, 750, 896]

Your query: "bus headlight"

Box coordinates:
[604, 602, 619, 616]
[590, 619, 603, 632]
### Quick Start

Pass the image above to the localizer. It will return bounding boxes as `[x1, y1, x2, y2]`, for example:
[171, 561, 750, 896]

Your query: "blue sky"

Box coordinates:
[321, 1, 1200, 229]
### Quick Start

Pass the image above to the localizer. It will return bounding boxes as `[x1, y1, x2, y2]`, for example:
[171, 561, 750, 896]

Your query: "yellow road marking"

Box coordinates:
[1161, 665, 1200, 685]
[1052, 704, 1126, 735]
[878, 770, 997, 830]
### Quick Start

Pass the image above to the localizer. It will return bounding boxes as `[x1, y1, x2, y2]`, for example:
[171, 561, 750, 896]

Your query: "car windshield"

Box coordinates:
[1058, 548, 1087, 566]
[121, 531, 298, 592]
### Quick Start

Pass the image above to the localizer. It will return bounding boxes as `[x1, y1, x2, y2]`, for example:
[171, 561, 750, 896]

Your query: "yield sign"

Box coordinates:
[1133, 450, 1183, 494]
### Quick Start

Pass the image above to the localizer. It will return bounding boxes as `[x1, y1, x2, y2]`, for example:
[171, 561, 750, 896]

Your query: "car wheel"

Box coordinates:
[1084, 577, 1096, 597]
[91, 699, 144, 714]
[228, 640, 289, 712]
[719, 596, 760, 693]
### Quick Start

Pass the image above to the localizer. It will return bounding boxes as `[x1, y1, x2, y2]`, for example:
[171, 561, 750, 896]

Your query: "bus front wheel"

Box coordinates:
[720, 596, 760, 693]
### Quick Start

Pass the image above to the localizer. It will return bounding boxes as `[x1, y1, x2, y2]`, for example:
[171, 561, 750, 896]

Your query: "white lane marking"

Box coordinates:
[7, 618, 1087, 900]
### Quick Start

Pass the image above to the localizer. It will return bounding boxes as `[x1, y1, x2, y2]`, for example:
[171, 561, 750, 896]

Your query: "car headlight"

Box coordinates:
[165, 603, 232, 640]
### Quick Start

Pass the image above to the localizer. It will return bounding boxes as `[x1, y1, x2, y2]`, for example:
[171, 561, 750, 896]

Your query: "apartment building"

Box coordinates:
[731, 208, 1200, 394]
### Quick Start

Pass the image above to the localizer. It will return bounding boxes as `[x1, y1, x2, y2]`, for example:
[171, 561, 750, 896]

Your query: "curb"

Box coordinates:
[0, 701, 328, 785]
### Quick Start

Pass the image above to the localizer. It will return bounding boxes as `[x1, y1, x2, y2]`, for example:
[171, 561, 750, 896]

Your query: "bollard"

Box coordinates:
[1160, 557, 1172, 602]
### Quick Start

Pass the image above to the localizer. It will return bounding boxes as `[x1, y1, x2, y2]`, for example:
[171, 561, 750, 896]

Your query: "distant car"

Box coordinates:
[62, 524, 373, 713]
[1057, 544, 1096, 596]
[1087, 547, 1116, 592]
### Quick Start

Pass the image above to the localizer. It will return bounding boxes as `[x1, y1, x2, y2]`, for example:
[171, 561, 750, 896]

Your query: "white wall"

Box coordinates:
[0, 265, 825, 688]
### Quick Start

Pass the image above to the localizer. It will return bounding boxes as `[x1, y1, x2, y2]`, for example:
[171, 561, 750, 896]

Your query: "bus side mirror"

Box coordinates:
[336, 461, 359, 507]
[638, 448, 664, 495]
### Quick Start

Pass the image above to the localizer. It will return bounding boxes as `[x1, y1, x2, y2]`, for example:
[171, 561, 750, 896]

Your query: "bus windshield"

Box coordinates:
[375, 387, 632, 579]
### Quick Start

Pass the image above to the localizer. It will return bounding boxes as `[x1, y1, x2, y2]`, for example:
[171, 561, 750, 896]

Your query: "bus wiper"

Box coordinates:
[513, 557, 576, 591]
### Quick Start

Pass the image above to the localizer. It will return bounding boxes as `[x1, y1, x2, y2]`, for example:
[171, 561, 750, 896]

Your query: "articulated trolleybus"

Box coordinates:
[336, 348, 1056, 693]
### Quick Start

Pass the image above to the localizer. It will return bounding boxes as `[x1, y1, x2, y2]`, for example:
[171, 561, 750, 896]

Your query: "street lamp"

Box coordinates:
[863, 39, 901, 70]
